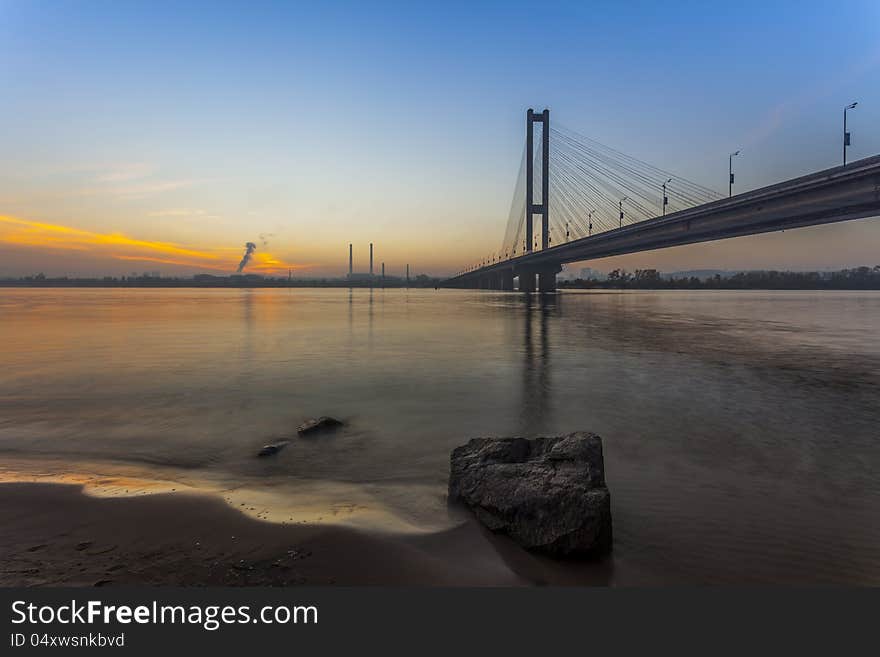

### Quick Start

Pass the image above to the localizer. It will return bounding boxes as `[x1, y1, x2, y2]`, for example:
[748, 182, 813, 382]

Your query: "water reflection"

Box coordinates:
[368, 287, 374, 343]
[520, 294, 556, 435]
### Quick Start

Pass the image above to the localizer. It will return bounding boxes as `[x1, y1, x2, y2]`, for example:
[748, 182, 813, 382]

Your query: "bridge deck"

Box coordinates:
[445, 154, 880, 288]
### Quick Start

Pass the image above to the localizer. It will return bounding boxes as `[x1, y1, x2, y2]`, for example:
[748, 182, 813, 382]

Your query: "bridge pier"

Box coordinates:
[517, 270, 535, 293]
[515, 265, 560, 293]
[538, 266, 560, 293]
[500, 269, 514, 291]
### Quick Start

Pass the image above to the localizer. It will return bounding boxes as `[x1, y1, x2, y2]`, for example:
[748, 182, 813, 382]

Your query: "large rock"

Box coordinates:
[448, 432, 612, 558]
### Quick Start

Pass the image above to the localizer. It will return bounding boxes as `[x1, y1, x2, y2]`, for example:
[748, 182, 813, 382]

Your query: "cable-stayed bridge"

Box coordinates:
[442, 109, 880, 292]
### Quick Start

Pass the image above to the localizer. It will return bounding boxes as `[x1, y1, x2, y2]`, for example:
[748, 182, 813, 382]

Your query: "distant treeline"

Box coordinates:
[559, 266, 880, 290]
[0, 273, 442, 288]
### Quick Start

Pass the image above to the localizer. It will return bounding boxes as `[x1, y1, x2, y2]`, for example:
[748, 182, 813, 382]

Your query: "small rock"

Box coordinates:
[448, 432, 613, 558]
[297, 416, 343, 436]
[75, 541, 93, 551]
[258, 441, 290, 457]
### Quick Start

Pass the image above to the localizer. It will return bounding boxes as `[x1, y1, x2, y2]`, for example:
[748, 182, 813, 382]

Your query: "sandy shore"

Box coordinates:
[0, 483, 613, 586]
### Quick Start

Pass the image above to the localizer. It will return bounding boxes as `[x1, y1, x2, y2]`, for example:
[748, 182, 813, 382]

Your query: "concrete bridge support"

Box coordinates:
[515, 265, 560, 293]
[538, 265, 561, 293]
[517, 270, 535, 293]
[500, 269, 514, 291]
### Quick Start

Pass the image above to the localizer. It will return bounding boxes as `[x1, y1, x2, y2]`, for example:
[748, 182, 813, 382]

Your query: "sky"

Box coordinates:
[1, 0, 879, 278]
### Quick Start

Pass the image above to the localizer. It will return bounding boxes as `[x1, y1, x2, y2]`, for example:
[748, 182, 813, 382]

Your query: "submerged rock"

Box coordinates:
[448, 432, 612, 558]
[297, 416, 344, 436]
[257, 441, 290, 457]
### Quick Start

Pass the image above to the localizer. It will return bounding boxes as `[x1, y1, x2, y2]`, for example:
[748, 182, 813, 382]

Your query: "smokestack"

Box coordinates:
[406, 264, 409, 285]
[381, 262, 385, 278]
[349, 243, 353, 277]
[369, 243, 373, 276]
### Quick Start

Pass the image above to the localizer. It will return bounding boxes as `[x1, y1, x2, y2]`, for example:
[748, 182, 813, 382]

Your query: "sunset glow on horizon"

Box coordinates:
[0, 215, 307, 276]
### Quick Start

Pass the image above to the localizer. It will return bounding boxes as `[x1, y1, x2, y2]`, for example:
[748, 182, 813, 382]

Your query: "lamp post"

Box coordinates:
[662, 178, 672, 216]
[844, 101, 858, 166]
[619, 197, 628, 228]
[728, 150, 740, 197]
[588, 210, 594, 236]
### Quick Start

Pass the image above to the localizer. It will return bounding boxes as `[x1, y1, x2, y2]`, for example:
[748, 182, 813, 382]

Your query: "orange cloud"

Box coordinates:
[0, 215, 304, 275]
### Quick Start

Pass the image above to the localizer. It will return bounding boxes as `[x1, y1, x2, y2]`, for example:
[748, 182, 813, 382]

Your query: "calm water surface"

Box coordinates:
[1, 288, 878, 584]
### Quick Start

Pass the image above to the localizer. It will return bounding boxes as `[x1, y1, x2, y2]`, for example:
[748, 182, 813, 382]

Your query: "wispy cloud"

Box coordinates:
[94, 162, 154, 183]
[147, 208, 219, 219]
[67, 162, 208, 199]
[79, 179, 201, 200]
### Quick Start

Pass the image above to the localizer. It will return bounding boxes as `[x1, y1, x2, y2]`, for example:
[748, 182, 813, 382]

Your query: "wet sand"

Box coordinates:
[0, 483, 613, 586]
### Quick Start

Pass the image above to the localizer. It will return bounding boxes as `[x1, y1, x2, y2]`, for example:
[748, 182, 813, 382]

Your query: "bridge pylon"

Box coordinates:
[526, 108, 550, 253]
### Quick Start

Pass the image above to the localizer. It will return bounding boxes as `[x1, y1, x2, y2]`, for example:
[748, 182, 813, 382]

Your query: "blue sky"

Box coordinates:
[1, 1, 878, 276]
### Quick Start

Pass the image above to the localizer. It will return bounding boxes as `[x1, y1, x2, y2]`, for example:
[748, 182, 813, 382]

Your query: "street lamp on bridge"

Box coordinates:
[844, 101, 858, 166]
[588, 210, 594, 236]
[728, 150, 741, 197]
[619, 197, 628, 228]
[662, 178, 672, 216]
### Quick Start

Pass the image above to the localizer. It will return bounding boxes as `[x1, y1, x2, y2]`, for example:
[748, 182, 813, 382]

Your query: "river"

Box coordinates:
[1, 288, 878, 584]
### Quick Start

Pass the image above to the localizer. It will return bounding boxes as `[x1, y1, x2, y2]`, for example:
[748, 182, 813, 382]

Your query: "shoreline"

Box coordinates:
[0, 482, 613, 587]
[0, 455, 459, 534]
